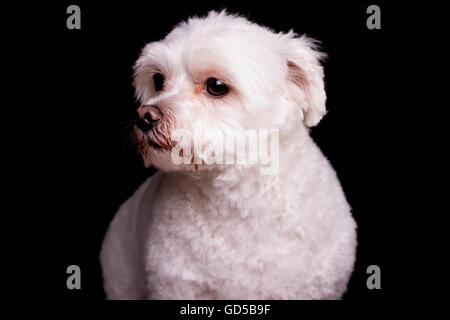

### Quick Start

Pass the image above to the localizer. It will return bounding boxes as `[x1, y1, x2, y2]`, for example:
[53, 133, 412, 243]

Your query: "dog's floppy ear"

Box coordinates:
[283, 34, 327, 127]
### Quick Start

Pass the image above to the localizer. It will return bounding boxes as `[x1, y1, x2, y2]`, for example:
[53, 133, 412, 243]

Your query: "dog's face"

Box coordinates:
[132, 11, 326, 173]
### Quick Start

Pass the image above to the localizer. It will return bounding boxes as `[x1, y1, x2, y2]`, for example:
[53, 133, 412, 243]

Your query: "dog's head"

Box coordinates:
[132, 11, 326, 173]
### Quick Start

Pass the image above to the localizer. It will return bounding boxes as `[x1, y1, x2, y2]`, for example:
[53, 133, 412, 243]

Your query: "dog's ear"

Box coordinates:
[284, 34, 327, 127]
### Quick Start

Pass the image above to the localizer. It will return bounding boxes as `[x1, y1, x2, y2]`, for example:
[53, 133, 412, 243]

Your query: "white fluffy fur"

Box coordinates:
[100, 11, 357, 299]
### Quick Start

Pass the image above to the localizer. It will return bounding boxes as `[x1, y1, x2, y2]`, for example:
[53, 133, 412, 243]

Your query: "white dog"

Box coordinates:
[100, 11, 357, 300]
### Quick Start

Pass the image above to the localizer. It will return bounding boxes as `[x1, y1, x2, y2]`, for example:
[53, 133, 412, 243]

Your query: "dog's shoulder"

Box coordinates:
[101, 171, 163, 252]
[100, 171, 164, 298]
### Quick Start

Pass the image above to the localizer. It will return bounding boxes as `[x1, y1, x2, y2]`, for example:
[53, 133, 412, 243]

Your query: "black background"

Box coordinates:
[10, 0, 415, 308]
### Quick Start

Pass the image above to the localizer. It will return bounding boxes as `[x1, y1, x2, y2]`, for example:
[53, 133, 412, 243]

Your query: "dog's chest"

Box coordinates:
[140, 182, 305, 297]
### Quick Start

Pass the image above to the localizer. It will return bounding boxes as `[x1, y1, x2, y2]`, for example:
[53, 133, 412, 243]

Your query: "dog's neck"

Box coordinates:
[162, 127, 317, 218]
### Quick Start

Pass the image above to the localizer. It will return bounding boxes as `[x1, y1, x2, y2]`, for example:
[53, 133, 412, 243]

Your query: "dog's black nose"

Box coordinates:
[135, 105, 162, 132]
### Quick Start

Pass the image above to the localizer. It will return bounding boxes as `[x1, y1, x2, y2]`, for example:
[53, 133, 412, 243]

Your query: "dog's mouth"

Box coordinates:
[133, 124, 175, 153]
[147, 138, 166, 151]
[132, 105, 176, 153]
[147, 129, 174, 151]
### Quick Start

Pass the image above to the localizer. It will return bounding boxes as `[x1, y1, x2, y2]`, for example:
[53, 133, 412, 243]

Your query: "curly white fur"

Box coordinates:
[100, 11, 357, 300]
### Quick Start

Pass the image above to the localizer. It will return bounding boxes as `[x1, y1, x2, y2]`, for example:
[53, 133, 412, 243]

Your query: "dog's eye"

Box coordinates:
[206, 78, 229, 97]
[153, 73, 164, 92]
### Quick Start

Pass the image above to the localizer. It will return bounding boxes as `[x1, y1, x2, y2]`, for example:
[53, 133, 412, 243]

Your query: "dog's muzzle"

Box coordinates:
[134, 104, 175, 151]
